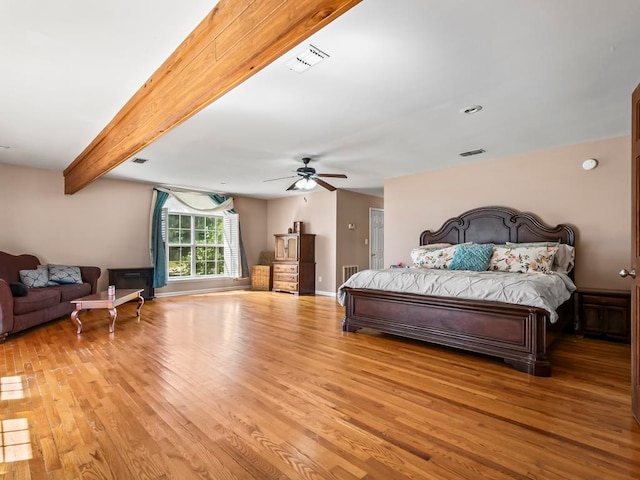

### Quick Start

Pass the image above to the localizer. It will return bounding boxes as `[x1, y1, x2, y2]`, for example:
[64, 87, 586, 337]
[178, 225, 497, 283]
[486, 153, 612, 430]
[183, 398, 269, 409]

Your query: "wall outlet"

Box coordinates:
[318, 276, 322, 283]
[364, 238, 368, 245]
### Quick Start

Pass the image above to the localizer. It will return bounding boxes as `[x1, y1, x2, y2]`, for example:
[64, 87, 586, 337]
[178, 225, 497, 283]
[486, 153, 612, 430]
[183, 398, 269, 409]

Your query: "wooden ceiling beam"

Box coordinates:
[63, 0, 362, 194]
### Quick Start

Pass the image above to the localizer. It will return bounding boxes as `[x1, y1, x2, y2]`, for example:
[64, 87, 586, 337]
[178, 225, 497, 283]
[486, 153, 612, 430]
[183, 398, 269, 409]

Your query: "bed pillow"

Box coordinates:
[410, 243, 453, 267]
[449, 243, 494, 271]
[48, 264, 83, 285]
[414, 245, 457, 269]
[19, 266, 50, 288]
[506, 242, 575, 274]
[488, 245, 558, 274]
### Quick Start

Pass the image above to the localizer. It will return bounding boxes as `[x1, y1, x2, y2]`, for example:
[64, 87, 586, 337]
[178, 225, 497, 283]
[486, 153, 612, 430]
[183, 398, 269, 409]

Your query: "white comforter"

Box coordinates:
[337, 268, 576, 323]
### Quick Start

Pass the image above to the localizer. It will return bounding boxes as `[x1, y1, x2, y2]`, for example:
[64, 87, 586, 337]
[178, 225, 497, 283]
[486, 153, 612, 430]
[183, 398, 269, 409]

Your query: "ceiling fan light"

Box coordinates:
[295, 177, 316, 190]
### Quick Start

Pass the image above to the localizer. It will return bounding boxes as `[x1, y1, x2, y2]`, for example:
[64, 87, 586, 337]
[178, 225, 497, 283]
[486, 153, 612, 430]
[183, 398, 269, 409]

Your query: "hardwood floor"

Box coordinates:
[1, 291, 639, 479]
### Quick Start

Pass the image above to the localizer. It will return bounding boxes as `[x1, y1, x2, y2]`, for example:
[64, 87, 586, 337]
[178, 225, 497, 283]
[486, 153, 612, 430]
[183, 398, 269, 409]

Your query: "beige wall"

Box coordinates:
[0, 164, 268, 294]
[336, 190, 384, 287]
[0, 164, 381, 297]
[0, 164, 151, 291]
[266, 189, 383, 294]
[267, 191, 337, 293]
[384, 136, 631, 290]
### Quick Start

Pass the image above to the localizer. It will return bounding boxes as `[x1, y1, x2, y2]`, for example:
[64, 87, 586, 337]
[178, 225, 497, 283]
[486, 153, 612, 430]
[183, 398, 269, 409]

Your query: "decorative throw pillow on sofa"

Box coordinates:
[449, 243, 494, 271]
[48, 264, 83, 285]
[19, 266, 50, 288]
[9, 282, 28, 297]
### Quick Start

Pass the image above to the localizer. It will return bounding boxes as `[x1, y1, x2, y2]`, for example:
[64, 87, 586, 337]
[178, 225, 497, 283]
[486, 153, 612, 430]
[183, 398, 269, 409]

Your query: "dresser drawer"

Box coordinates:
[274, 273, 298, 282]
[581, 295, 628, 307]
[273, 281, 298, 292]
[273, 263, 298, 274]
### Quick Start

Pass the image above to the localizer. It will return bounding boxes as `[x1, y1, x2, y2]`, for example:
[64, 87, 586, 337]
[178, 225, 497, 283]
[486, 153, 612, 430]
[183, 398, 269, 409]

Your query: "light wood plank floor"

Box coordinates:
[1, 291, 639, 479]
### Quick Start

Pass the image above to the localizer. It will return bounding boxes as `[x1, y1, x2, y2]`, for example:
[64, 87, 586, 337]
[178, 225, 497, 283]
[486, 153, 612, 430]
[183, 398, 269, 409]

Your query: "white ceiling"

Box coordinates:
[2, 1, 640, 199]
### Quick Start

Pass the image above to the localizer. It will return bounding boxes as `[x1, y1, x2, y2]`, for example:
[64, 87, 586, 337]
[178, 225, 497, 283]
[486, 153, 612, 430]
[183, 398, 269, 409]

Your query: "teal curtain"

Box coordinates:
[209, 194, 249, 278]
[151, 190, 170, 288]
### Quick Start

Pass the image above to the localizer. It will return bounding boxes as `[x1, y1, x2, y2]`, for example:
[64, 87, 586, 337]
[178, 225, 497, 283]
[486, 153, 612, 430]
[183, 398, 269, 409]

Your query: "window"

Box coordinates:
[163, 197, 240, 280]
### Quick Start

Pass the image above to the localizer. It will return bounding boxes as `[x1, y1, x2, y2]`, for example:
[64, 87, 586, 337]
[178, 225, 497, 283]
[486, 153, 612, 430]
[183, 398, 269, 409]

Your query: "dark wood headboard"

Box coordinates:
[420, 206, 575, 247]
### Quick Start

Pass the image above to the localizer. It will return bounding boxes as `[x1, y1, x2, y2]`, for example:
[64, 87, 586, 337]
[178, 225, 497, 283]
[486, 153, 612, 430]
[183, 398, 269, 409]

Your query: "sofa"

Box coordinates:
[0, 251, 101, 342]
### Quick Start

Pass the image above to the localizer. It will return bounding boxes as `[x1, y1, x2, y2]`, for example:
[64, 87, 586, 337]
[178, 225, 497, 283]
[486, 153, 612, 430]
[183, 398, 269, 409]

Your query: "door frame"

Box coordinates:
[369, 207, 384, 269]
[631, 81, 640, 424]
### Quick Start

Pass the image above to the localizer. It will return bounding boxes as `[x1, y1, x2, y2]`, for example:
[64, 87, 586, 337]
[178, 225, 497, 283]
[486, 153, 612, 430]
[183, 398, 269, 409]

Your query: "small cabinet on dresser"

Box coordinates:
[576, 289, 631, 342]
[273, 233, 315, 295]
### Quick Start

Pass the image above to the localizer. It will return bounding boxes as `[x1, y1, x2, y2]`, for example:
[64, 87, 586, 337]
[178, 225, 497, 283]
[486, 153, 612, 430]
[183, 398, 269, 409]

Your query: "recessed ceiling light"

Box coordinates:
[460, 105, 483, 114]
[285, 44, 329, 73]
[131, 157, 148, 164]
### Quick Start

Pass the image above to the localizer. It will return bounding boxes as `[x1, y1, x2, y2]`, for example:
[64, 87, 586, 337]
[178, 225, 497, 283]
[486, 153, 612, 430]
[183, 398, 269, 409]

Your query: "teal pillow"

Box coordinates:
[449, 243, 494, 271]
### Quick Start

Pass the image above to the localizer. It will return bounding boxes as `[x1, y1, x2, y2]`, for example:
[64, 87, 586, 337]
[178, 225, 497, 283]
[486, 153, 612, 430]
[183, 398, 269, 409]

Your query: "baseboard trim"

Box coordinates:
[315, 290, 337, 297]
[155, 285, 251, 298]
[156, 286, 336, 299]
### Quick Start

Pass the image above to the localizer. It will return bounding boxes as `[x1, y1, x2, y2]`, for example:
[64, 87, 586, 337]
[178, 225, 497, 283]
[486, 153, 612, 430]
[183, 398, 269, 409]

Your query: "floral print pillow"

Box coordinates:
[488, 245, 558, 274]
[505, 242, 575, 274]
[410, 243, 453, 267]
[412, 245, 458, 269]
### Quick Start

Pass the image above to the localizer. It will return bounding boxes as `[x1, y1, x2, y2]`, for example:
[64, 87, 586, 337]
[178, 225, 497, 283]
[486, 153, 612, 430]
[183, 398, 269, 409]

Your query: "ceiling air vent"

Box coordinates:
[285, 44, 329, 73]
[131, 157, 148, 164]
[459, 149, 486, 157]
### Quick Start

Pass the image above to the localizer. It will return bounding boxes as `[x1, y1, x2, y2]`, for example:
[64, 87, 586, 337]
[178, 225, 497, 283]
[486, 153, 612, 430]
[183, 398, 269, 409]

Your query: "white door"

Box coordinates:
[369, 208, 384, 269]
[630, 80, 640, 425]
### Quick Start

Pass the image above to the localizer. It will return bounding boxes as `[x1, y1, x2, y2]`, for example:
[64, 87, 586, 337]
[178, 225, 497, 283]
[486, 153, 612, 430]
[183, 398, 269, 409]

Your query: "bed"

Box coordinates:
[339, 206, 576, 376]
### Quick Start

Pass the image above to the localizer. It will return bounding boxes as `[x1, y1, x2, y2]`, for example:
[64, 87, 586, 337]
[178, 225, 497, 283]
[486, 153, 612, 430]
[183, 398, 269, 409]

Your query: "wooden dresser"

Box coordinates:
[272, 233, 315, 295]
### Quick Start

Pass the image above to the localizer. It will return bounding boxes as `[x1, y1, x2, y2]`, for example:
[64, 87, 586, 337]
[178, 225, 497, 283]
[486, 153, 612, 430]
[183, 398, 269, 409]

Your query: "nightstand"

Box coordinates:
[575, 288, 631, 342]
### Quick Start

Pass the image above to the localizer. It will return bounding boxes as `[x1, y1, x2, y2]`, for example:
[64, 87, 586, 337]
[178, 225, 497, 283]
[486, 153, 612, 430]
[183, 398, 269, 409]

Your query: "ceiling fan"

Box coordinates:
[264, 157, 347, 191]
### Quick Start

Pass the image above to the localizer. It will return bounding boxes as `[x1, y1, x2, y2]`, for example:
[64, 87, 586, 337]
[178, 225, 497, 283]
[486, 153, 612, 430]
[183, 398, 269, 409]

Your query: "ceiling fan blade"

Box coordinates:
[316, 173, 347, 178]
[264, 175, 297, 182]
[286, 180, 300, 191]
[314, 178, 336, 191]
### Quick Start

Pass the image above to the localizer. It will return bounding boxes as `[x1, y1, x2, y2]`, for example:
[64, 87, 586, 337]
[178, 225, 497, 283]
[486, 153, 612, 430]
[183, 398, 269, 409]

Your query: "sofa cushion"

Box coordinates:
[13, 288, 61, 315]
[50, 282, 92, 302]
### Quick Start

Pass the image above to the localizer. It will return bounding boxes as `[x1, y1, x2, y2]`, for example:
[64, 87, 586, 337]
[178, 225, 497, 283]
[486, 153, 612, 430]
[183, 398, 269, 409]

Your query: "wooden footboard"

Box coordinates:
[341, 287, 557, 376]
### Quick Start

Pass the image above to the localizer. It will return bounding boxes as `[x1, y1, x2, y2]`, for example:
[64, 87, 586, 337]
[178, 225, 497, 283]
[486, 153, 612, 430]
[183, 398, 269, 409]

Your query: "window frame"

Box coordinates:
[163, 200, 241, 281]
[166, 212, 226, 279]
